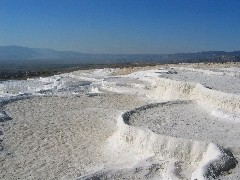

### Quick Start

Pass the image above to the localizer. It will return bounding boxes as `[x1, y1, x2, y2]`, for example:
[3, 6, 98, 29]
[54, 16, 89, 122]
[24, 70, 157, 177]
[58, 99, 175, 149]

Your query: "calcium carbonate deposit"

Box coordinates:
[0, 63, 240, 180]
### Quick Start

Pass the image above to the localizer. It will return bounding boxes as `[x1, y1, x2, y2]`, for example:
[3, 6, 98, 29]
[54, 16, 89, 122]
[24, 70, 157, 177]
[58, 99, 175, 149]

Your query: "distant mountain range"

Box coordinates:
[0, 45, 240, 64]
[0, 45, 91, 60]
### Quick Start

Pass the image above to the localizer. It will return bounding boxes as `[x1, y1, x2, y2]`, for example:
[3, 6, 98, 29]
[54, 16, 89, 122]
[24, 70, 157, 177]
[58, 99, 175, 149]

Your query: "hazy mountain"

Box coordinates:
[0, 45, 239, 64]
[0, 45, 90, 60]
[0, 45, 135, 63]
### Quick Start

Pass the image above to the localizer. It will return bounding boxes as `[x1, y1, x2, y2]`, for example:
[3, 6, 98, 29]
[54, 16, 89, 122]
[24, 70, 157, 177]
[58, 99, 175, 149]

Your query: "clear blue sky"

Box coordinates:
[0, 0, 240, 54]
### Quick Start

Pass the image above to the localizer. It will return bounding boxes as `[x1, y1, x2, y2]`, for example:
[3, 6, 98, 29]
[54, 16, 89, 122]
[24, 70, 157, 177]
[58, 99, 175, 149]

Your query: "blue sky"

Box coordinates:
[0, 0, 240, 54]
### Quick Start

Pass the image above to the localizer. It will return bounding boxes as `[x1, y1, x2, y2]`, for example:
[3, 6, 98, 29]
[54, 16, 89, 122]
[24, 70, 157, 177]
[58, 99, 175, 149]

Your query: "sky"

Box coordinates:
[0, 0, 240, 54]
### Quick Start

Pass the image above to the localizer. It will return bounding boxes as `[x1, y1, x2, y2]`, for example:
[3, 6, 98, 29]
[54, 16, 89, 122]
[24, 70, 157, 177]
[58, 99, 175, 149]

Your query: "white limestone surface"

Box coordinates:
[0, 63, 239, 179]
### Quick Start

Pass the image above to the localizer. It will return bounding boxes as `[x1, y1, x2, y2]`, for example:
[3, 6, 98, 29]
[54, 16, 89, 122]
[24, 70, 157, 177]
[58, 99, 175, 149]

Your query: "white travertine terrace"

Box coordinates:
[0, 63, 240, 179]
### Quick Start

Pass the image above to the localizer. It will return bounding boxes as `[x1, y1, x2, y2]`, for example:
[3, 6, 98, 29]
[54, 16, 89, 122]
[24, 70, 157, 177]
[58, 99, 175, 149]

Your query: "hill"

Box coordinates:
[0, 45, 240, 64]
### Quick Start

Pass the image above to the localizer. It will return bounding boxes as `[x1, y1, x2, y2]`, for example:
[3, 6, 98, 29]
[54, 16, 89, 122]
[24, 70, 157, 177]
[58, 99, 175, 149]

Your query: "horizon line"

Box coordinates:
[1, 44, 239, 55]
